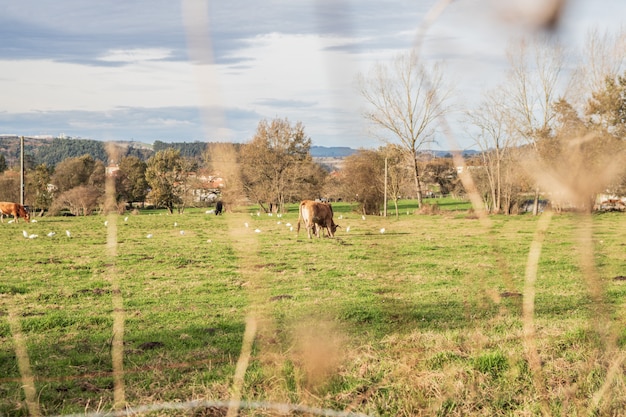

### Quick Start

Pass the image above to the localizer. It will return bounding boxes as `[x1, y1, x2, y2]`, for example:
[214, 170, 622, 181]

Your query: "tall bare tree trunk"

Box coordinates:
[495, 158, 502, 213]
[413, 156, 423, 209]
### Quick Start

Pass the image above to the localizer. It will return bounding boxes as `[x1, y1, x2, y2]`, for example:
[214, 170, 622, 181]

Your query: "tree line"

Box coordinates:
[0, 107, 622, 216]
[0, 137, 202, 169]
[0, 118, 460, 217]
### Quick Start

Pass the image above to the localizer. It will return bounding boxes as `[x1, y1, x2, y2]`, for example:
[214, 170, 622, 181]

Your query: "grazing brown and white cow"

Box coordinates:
[297, 200, 339, 239]
[0, 202, 30, 223]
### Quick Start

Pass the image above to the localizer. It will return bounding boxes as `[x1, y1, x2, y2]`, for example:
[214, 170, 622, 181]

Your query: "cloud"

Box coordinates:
[0, 107, 198, 140]
[97, 48, 175, 64]
[0, 2, 188, 66]
[254, 98, 317, 109]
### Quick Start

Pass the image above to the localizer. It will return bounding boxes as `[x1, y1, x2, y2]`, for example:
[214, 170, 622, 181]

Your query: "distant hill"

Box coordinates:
[426, 149, 480, 158]
[0, 136, 478, 168]
[310, 146, 356, 158]
[0, 136, 153, 167]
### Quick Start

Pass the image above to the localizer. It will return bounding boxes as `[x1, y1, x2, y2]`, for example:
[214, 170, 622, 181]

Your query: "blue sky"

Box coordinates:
[1, 0, 625, 150]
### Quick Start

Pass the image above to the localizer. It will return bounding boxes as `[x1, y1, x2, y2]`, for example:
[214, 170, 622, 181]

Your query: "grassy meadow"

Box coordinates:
[0, 199, 625, 416]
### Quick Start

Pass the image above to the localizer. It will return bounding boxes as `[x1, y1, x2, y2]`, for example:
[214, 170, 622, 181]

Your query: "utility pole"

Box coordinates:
[383, 157, 388, 217]
[20, 136, 25, 206]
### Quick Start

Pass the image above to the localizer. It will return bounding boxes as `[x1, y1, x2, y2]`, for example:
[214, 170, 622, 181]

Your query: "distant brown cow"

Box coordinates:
[0, 202, 30, 223]
[297, 200, 339, 239]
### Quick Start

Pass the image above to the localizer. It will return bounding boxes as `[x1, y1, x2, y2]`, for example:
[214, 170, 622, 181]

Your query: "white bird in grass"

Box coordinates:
[361, 215, 366, 220]
[22, 230, 28, 238]
[104, 220, 108, 227]
[66, 230, 71, 237]
[180, 230, 185, 235]
[146, 233, 153, 239]
[380, 228, 386, 234]
[29, 234, 38, 239]
[8, 219, 14, 224]
[346, 226, 350, 233]
[244, 222, 249, 228]
[47, 232, 56, 237]
[174, 222, 178, 227]
[31, 219, 37, 223]
[254, 228, 261, 233]
[124, 216, 129, 222]
[286, 222, 291, 227]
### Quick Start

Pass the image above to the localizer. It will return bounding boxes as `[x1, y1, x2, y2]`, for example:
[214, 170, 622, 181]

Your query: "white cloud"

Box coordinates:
[98, 48, 174, 63]
[216, 32, 367, 136]
[0, 58, 220, 112]
[145, 117, 195, 127]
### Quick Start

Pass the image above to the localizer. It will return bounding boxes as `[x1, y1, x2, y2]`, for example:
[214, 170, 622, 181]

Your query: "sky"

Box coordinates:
[1, 0, 625, 151]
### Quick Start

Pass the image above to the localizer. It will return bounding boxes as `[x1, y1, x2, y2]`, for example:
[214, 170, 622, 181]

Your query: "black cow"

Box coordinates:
[215, 200, 223, 215]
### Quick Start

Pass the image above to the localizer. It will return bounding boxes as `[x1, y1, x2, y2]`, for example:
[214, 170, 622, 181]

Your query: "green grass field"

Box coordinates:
[0, 200, 625, 416]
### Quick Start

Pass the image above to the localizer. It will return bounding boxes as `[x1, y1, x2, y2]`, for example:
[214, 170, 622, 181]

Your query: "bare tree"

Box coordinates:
[380, 144, 411, 217]
[321, 173, 343, 203]
[506, 37, 564, 139]
[570, 27, 626, 110]
[505, 37, 566, 214]
[358, 49, 451, 209]
[467, 87, 517, 213]
[49, 185, 101, 216]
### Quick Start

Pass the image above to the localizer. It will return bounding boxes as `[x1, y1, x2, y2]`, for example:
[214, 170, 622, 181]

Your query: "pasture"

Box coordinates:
[0, 201, 625, 416]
